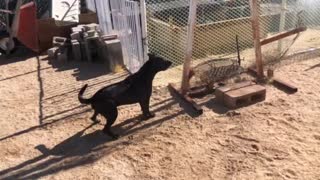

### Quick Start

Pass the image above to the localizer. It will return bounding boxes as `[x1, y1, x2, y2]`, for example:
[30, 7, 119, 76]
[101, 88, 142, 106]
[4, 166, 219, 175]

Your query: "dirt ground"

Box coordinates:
[0, 31, 320, 179]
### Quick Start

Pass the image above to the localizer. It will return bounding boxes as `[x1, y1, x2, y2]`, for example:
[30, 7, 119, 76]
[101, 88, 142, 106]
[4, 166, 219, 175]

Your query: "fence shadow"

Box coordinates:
[44, 56, 112, 81]
[305, 62, 320, 71]
[0, 108, 91, 142]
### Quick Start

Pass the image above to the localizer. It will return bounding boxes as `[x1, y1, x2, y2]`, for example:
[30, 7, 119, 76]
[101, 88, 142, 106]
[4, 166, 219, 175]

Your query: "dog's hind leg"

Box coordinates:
[140, 100, 155, 120]
[91, 111, 100, 123]
[100, 102, 119, 139]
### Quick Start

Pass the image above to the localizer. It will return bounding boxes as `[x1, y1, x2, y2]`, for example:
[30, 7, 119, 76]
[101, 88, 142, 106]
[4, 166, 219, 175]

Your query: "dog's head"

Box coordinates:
[147, 53, 172, 72]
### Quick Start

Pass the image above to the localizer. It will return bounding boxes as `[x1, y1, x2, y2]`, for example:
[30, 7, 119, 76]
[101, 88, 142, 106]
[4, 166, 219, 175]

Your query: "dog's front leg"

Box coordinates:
[139, 99, 155, 120]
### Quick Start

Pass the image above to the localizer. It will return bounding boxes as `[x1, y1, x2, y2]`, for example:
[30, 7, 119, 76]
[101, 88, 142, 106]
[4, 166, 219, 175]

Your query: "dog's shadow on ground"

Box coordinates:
[0, 123, 116, 180]
[0, 96, 184, 179]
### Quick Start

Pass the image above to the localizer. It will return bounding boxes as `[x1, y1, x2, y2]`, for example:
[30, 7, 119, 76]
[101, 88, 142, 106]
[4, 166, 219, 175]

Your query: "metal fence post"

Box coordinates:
[181, 0, 197, 95]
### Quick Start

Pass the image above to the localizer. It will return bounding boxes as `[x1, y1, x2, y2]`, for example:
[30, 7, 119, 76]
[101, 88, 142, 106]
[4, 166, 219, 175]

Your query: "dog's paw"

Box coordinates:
[141, 113, 155, 120]
[148, 112, 155, 118]
[90, 118, 100, 123]
[102, 129, 119, 140]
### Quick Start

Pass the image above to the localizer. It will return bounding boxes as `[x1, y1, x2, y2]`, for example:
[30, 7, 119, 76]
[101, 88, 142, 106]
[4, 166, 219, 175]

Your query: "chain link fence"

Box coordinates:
[147, 0, 188, 66]
[146, 0, 320, 69]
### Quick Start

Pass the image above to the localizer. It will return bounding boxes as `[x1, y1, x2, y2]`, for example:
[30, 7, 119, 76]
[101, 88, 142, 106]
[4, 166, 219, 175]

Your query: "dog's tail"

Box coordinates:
[78, 84, 92, 104]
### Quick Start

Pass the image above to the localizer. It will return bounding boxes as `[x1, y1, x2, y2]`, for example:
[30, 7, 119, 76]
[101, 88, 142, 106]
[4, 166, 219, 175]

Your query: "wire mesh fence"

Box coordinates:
[146, 0, 320, 70]
[146, 0, 189, 66]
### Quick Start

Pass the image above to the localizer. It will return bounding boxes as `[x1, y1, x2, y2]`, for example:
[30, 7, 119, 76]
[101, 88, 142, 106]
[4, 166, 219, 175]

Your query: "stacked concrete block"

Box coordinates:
[71, 40, 82, 61]
[57, 49, 68, 62]
[84, 36, 99, 62]
[71, 25, 84, 61]
[53, 36, 67, 47]
[47, 46, 59, 58]
[72, 25, 85, 33]
[70, 32, 81, 41]
[70, 23, 102, 62]
[46, 22, 125, 72]
[47, 36, 68, 61]
[84, 23, 99, 32]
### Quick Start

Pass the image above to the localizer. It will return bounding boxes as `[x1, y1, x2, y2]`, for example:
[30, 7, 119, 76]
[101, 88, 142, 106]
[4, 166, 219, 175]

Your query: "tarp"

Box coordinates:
[16, 2, 39, 52]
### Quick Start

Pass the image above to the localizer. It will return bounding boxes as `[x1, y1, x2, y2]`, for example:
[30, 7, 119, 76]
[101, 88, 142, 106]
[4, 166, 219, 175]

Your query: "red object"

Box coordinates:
[16, 2, 39, 52]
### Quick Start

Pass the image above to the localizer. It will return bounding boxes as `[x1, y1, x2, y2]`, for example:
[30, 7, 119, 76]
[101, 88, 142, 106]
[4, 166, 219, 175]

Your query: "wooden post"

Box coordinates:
[249, 0, 264, 78]
[181, 0, 197, 95]
[260, 27, 306, 46]
[278, 0, 287, 52]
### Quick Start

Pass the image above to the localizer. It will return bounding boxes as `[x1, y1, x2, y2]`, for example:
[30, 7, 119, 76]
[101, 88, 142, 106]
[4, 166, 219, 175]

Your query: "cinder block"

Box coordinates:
[84, 23, 99, 32]
[57, 49, 68, 62]
[53, 36, 67, 43]
[72, 27, 83, 33]
[100, 34, 117, 41]
[80, 42, 87, 61]
[47, 47, 59, 58]
[87, 30, 96, 37]
[53, 36, 67, 47]
[84, 36, 99, 62]
[71, 40, 82, 61]
[71, 32, 82, 41]
[72, 25, 85, 32]
[215, 82, 266, 109]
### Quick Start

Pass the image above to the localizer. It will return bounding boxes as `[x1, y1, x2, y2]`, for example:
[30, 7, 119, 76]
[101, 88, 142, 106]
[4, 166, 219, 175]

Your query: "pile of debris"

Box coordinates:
[47, 23, 125, 72]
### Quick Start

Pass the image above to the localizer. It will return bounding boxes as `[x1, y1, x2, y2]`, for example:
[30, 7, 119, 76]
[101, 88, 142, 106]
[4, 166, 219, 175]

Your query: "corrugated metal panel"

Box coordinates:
[95, 0, 113, 34]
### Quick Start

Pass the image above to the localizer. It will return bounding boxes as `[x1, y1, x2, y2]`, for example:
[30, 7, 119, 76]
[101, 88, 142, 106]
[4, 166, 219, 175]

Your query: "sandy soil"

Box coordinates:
[0, 32, 319, 179]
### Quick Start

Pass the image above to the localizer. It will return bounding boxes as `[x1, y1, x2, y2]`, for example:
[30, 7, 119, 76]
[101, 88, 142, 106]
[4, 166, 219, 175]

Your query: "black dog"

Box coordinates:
[78, 54, 172, 139]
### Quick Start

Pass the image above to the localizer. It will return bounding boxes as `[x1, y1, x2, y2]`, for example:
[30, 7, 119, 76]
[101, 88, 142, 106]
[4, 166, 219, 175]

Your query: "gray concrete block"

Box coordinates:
[57, 49, 68, 62]
[84, 23, 99, 32]
[101, 34, 117, 41]
[71, 40, 82, 61]
[87, 30, 96, 37]
[53, 36, 67, 47]
[79, 42, 87, 61]
[72, 27, 83, 33]
[53, 36, 67, 43]
[84, 36, 99, 62]
[71, 32, 81, 41]
[47, 47, 59, 58]
[72, 25, 85, 32]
